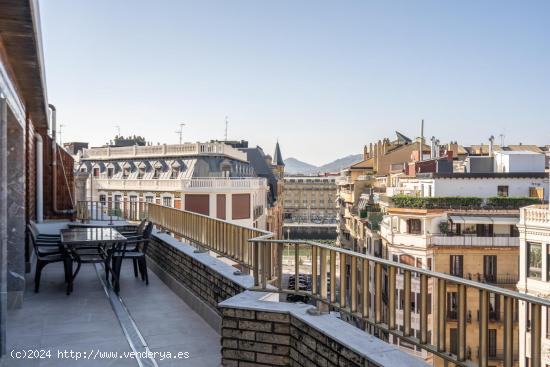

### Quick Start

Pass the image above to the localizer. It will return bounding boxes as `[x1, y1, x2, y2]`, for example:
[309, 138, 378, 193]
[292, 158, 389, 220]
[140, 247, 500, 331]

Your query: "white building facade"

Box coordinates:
[517, 205, 550, 367]
[77, 142, 270, 229]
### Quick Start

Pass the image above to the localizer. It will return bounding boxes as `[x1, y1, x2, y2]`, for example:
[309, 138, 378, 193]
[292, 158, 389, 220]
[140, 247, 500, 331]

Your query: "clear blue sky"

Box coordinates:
[40, 0, 549, 165]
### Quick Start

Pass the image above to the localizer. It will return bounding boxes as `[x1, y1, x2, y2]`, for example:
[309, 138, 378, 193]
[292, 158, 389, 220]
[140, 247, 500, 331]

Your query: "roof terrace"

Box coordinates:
[4, 202, 548, 367]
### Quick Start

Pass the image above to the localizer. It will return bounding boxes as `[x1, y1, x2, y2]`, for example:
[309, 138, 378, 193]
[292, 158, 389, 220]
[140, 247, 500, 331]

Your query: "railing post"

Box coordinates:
[362, 259, 370, 321]
[388, 265, 396, 330]
[375, 262, 382, 324]
[457, 284, 467, 361]
[351, 256, 357, 313]
[478, 289, 489, 367]
[437, 279, 446, 353]
[403, 270, 411, 337]
[253, 241, 259, 287]
[531, 303, 542, 367]
[340, 253, 347, 308]
[420, 274, 428, 344]
[503, 296, 514, 367]
[320, 248, 328, 304]
[312, 246, 318, 296]
[277, 243, 283, 291]
[261, 242, 267, 289]
[330, 251, 336, 303]
[294, 243, 299, 293]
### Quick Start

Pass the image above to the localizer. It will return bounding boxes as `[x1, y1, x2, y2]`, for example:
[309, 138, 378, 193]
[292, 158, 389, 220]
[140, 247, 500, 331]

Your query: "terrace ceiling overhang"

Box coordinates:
[0, 0, 49, 130]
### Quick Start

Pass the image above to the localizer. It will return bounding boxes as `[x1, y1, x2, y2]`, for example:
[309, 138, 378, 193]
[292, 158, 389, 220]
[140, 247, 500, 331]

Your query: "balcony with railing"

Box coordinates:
[93, 177, 267, 192]
[81, 142, 248, 162]
[521, 204, 550, 227]
[430, 235, 519, 247]
[14, 201, 549, 367]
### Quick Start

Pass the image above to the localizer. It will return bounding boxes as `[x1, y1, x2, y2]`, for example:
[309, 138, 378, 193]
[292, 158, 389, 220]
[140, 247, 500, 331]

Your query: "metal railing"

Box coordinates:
[147, 203, 272, 270]
[249, 236, 550, 367]
[76, 201, 273, 271]
[75, 200, 545, 367]
[76, 200, 147, 223]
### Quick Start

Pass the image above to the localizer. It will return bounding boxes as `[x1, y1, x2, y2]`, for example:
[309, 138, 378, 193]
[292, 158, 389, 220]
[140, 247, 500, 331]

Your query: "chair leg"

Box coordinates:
[140, 257, 149, 285]
[132, 258, 138, 278]
[34, 261, 45, 293]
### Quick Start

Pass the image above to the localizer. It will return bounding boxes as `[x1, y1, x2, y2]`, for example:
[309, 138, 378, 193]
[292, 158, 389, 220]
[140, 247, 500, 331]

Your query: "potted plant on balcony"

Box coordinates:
[439, 221, 450, 236]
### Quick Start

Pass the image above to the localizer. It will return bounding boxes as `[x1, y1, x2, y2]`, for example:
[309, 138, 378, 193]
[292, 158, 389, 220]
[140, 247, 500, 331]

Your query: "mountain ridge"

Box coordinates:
[284, 154, 363, 174]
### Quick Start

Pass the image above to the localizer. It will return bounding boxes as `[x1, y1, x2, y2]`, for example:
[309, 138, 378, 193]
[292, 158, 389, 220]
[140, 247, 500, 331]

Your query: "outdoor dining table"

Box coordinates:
[60, 227, 127, 295]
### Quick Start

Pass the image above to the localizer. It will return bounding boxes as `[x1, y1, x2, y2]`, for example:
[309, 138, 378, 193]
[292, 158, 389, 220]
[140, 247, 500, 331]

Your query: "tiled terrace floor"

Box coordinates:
[3, 257, 221, 366]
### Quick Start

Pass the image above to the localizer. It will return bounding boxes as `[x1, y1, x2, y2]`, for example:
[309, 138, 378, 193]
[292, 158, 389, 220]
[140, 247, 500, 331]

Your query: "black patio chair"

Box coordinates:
[68, 240, 128, 294]
[27, 224, 69, 293]
[112, 222, 153, 285]
[116, 218, 147, 239]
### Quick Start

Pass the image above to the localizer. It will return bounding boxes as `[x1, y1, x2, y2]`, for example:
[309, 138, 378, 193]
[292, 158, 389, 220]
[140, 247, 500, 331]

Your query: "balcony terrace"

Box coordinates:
[5, 203, 548, 367]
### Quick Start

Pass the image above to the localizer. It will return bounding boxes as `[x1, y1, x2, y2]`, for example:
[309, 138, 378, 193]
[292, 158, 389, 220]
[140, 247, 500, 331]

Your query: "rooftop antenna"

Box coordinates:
[59, 124, 66, 145]
[176, 123, 186, 145]
[224, 116, 229, 141]
[499, 133, 505, 147]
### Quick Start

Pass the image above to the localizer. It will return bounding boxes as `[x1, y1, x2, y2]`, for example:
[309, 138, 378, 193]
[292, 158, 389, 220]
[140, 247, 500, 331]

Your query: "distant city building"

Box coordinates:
[517, 204, 550, 367]
[76, 141, 284, 231]
[63, 141, 88, 156]
[336, 130, 548, 364]
[283, 176, 337, 223]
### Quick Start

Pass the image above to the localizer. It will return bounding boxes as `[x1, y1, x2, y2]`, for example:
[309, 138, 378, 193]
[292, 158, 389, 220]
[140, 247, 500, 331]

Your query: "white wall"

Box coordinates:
[494, 152, 545, 173]
[433, 177, 548, 200]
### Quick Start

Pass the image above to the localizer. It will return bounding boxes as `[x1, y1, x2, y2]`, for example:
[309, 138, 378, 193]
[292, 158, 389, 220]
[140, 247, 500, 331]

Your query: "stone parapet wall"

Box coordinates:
[147, 232, 253, 314]
[220, 291, 429, 367]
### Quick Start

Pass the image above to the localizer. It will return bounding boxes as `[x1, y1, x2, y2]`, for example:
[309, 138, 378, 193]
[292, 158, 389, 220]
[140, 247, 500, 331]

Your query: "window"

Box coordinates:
[447, 292, 457, 320]
[122, 168, 129, 179]
[107, 168, 114, 178]
[162, 197, 172, 207]
[483, 255, 497, 282]
[528, 242, 542, 279]
[449, 328, 458, 354]
[171, 168, 179, 179]
[497, 185, 509, 197]
[488, 329, 497, 357]
[145, 196, 154, 203]
[99, 194, 106, 205]
[114, 195, 122, 210]
[138, 167, 145, 179]
[489, 293, 500, 321]
[153, 168, 161, 179]
[450, 255, 463, 277]
[406, 219, 422, 234]
[93, 167, 100, 177]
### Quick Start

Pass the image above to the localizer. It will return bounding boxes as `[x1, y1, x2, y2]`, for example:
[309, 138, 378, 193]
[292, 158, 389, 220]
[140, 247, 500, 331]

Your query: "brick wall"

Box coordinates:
[220, 306, 383, 367]
[147, 236, 246, 311]
[220, 308, 290, 367]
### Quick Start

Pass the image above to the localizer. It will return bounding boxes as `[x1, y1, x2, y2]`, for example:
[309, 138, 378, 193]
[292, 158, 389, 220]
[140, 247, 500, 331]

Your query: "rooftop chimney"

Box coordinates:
[488, 135, 495, 157]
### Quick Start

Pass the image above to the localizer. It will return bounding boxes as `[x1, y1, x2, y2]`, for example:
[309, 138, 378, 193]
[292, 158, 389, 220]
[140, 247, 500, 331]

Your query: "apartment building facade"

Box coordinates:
[77, 141, 282, 230]
[283, 176, 337, 223]
[517, 205, 550, 367]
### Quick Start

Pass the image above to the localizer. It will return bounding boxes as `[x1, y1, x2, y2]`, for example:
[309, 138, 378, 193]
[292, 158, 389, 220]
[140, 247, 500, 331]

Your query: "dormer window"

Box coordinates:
[170, 160, 182, 179]
[122, 168, 129, 179]
[107, 168, 114, 178]
[153, 161, 164, 179]
[138, 167, 145, 179]
[93, 167, 100, 177]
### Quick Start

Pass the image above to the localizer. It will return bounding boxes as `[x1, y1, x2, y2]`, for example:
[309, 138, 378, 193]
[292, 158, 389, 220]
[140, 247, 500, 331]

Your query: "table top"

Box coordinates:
[61, 227, 126, 245]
